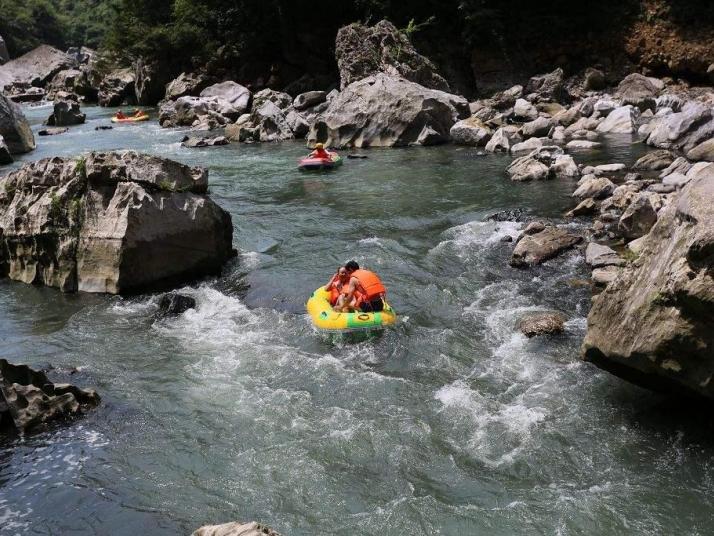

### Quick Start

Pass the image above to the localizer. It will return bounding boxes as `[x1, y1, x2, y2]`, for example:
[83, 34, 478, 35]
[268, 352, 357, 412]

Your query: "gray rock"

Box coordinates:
[513, 98, 538, 121]
[585, 242, 625, 268]
[158, 293, 196, 315]
[633, 149, 676, 170]
[551, 154, 579, 179]
[659, 156, 692, 179]
[490, 85, 523, 110]
[250, 101, 294, 142]
[0, 93, 35, 154]
[134, 57, 173, 105]
[573, 176, 615, 199]
[192, 521, 280, 536]
[596, 105, 638, 133]
[618, 193, 657, 239]
[293, 91, 327, 111]
[591, 266, 620, 285]
[160, 95, 244, 130]
[0, 135, 12, 165]
[335, 20, 449, 91]
[0, 152, 233, 293]
[181, 135, 229, 148]
[582, 167, 714, 398]
[566, 139, 602, 150]
[485, 127, 514, 152]
[646, 102, 714, 152]
[510, 225, 582, 267]
[583, 67, 606, 91]
[552, 106, 581, 127]
[450, 117, 492, 146]
[98, 68, 136, 107]
[614, 73, 662, 111]
[507, 145, 563, 181]
[200, 81, 251, 115]
[525, 68, 565, 102]
[38, 128, 68, 136]
[593, 163, 626, 175]
[662, 172, 690, 189]
[686, 138, 714, 162]
[164, 72, 212, 101]
[521, 116, 552, 138]
[252, 88, 292, 111]
[523, 221, 546, 235]
[0, 358, 99, 433]
[510, 137, 545, 153]
[518, 312, 566, 337]
[285, 109, 309, 139]
[0, 45, 74, 89]
[566, 197, 597, 217]
[46, 69, 95, 101]
[307, 73, 467, 148]
[46, 100, 86, 127]
[593, 98, 618, 117]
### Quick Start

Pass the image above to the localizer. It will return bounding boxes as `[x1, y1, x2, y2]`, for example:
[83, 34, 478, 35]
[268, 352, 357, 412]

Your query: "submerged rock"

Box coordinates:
[0, 151, 234, 294]
[38, 127, 68, 136]
[582, 166, 714, 399]
[510, 225, 582, 267]
[0, 358, 99, 433]
[181, 135, 229, 148]
[518, 312, 566, 337]
[335, 20, 449, 91]
[192, 521, 280, 536]
[158, 292, 196, 315]
[307, 73, 468, 148]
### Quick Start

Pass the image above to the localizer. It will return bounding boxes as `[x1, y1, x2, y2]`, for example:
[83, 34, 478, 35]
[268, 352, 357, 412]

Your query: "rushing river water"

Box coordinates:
[1, 105, 714, 535]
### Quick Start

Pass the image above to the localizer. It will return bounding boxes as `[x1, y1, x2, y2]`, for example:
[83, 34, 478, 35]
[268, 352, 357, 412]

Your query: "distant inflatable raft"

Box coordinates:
[306, 286, 397, 331]
[111, 114, 149, 123]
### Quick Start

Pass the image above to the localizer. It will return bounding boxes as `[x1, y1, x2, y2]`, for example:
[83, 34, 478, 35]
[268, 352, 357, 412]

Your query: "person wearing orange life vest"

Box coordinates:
[334, 260, 387, 313]
[309, 142, 330, 159]
[324, 266, 350, 306]
[115, 109, 126, 119]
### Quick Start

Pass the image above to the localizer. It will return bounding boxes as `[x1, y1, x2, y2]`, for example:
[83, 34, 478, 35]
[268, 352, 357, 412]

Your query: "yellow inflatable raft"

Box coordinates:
[306, 286, 397, 331]
[111, 114, 149, 123]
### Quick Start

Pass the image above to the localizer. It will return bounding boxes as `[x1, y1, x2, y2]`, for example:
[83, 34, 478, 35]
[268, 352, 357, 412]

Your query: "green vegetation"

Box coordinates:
[49, 192, 62, 221]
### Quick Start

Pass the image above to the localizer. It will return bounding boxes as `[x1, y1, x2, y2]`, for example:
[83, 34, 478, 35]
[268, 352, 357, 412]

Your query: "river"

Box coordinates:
[1, 105, 713, 535]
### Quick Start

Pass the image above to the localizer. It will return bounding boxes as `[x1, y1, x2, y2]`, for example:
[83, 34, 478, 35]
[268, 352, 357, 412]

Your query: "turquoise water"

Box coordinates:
[1, 106, 712, 535]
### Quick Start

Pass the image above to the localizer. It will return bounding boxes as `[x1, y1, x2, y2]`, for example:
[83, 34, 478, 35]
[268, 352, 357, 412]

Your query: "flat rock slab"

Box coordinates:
[510, 225, 582, 267]
[585, 242, 626, 268]
[192, 521, 280, 536]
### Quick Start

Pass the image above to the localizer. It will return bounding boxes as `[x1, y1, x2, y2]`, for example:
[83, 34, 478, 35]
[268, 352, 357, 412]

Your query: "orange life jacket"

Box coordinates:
[312, 148, 329, 159]
[351, 269, 386, 302]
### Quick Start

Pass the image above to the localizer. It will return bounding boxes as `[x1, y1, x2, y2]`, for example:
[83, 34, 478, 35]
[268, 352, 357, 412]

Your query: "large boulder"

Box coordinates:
[98, 68, 136, 107]
[614, 73, 662, 111]
[596, 105, 639, 134]
[0, 94, 35, 153]
[0, 152, 234, 293]
[251, 89, 292, 111]
[47, 68, 96, 101]
[449, 116, 492, 146]
[0, 136, 12, 165]
[293, 91, 327, 111]
[335, 20, 449, 91]
[618, 193, 657, 240]
[307, 74, 468, 148]
[525, 68, 566, 102]
[645, 102, 714, 153]
[46, 100, 86, 127]
[160, 93, 246, 130]
[0, 359, 99, 433]
[582, 166, 714, 399]
[633, 149, 675, 170]
[164, 71, 212, 101]
[686, 138, 714, 162]
[0, 45, 74, 90]
[199, 81, 251, 115]
[134, 58, 173, 105]
[249, 101, 294, 142]
[510, 225, 582, 267]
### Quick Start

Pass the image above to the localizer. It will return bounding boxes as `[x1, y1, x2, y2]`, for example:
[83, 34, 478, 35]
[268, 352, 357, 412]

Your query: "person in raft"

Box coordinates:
[333, 260, 387, 313]
[324, 266, 351, 306]
[132, 108, 144, 117]
[115, 109, 126, 119]
[309, 143, 330, 159]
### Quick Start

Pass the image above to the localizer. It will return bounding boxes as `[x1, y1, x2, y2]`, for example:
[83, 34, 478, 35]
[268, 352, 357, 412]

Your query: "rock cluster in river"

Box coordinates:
[0, 358, 99, 433]
[0, 151, 234, 294]
[582, 164, 714, 399]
